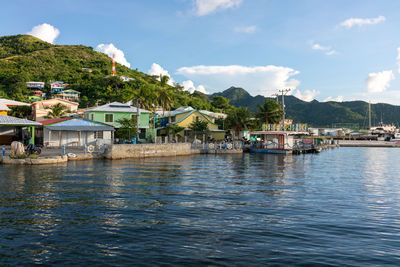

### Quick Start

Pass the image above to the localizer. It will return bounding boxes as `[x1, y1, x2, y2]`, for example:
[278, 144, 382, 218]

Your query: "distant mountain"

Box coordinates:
[214, 87, 400, 128]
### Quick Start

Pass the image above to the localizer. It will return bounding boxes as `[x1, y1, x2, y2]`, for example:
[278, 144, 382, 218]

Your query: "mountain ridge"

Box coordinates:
[213, 87, 400, 128]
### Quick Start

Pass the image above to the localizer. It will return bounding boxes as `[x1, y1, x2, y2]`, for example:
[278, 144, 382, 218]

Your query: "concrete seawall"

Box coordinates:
[104, 143, 199, 160]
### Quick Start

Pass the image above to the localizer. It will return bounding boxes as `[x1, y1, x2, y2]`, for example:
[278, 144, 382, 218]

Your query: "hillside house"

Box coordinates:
[31, 98, 79, 121]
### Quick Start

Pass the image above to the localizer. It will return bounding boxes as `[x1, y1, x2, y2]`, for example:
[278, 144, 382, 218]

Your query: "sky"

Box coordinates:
[2, 0, 400, 104]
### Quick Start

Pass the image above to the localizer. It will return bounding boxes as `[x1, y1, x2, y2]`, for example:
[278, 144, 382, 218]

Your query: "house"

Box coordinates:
[83, 102, 152, 140]
[31, 98, 79, 121]
[0, 98, 31, 116]
[156, 106, 225, 141]
[56, 89, 80, 102]
[41, 118, 115, 147]
[0, 114, 41, 145]
[50, 81, 68, 94]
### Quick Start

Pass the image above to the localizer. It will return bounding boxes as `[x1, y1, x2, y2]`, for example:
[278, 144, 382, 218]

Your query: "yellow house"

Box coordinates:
[157, 107, 225, 141]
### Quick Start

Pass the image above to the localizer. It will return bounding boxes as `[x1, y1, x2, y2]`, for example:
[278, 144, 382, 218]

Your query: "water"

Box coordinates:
[1, 147, 400, 266]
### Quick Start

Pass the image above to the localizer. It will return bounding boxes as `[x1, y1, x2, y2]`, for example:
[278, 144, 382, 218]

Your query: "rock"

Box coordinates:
[10, 141, 24, 156]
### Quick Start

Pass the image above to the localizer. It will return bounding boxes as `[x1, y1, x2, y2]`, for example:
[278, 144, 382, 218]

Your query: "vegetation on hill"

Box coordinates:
[214, 87, 400, 128]
[0, 34, 212, 111]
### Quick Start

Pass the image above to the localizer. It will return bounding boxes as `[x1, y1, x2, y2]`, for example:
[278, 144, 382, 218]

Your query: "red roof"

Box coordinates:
[39, 117, 73, 125]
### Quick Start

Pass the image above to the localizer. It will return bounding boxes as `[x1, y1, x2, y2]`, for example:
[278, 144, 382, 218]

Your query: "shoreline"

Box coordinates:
[1, 143, 243, 165]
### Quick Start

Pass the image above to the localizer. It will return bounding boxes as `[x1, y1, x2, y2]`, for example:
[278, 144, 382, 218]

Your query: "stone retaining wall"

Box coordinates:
[1, 155, 68, 165]
[104, 143, 198, 160]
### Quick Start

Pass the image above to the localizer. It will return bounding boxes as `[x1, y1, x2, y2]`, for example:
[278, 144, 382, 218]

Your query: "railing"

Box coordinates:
[191, 141, 244, 150]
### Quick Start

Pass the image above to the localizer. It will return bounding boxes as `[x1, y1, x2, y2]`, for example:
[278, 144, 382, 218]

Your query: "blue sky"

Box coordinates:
[2, 0, 400, 104]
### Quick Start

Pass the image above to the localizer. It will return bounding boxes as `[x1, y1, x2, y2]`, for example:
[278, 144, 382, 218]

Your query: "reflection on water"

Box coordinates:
[1, 148, 400, 265]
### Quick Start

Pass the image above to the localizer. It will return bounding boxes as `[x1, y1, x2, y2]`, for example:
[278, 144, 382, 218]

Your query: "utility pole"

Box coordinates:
[368, 101, 371, 129]
[136, 99, 141, 143]
[278, 89, 291, 123]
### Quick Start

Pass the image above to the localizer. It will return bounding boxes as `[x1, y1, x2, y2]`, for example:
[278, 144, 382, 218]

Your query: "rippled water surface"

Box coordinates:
[1, 147, 400, 266]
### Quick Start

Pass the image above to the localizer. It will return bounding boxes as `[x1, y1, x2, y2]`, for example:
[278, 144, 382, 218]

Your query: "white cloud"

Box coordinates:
[323, 95, 344, 102]
[234, 25, 257, 34]
[312, 43, 329, 51]
[366, 70, 394, 93]
[27, 23, 60, 44]
[96, 43, 131, 68]
[182, 80, 208, 94]
[194, 0, 242, 16]
[176, 65, 300, 96]
[397, 47, 400, 74]
[311, 42, 337, 56]
[293, 89, 320, 102]
[148, 63, 175, 86]
[339, 15, 386, 28]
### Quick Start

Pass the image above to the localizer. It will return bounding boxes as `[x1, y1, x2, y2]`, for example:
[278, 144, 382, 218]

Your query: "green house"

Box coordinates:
[84, 102, 153, 140]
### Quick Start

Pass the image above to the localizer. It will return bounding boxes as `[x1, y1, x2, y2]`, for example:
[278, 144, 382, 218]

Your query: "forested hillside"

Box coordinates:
[214, 87, 400, 128]
[0, 34, 211, 110]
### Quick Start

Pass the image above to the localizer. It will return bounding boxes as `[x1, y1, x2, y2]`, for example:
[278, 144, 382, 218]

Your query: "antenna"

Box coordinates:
[112, 54, 116, 76]
[278, 89, 291, 123]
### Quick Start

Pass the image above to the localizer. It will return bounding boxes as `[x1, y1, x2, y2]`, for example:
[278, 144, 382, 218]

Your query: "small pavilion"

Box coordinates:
[0, 114, 41, 145]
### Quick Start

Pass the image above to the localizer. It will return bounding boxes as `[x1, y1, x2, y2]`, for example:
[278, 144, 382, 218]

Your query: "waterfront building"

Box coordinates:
[0, 98, 31, 116]
[156, 106, 225, 141]
[249, 123, 312, 154]
[0, 114, 41, 145]
[83, 102, 152, 141]
[31, 98, 79, 121]
[40, 118, 115, 147]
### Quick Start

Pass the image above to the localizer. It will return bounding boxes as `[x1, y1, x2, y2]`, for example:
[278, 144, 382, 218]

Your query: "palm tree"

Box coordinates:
[225, 107, 252, 137]
[256, 99, 283, 124]
[46, 103, 68, 119]
[157, 75, 174, 116]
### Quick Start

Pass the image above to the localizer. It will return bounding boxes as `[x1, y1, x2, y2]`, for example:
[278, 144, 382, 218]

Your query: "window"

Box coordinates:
[139, 129, 146, 139]
[105, 114, 113, 123]
[90, 114, 94, 121]
[95, 131, 103, 139]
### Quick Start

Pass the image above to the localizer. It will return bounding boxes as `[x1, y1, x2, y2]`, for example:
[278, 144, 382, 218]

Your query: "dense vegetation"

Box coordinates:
[0, 34, 213, 110]
[214, 87, 400, 128]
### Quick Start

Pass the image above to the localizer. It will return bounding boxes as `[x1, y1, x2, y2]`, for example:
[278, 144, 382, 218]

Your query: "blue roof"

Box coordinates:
[45, 118, 115, 131]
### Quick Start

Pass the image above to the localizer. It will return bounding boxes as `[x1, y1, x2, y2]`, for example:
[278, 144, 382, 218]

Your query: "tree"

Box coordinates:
[189, 120, 209, 133]
[225, 107, 252, 137]
[157, 75, 174, 116]
[46, 103, 68, 118]
[256, 99, 283, 124]
[116, 117, 137, 140]
[211, 96, 231, 111]
[8, 106, 32, 118]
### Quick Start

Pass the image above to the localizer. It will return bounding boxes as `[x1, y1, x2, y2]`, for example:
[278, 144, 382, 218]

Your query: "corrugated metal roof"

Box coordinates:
[40, 117, 73, 125]
[44, 118, 115, 131]
[0, 115, 41, 126]
[85, 102, 150, 113]
[0, 98, 30, 106]
[0, 103, 10, 111]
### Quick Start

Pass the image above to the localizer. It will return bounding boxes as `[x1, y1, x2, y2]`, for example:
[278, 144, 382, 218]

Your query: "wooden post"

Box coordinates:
[78, 131, 81, 146]
[58, 131, 61, 147]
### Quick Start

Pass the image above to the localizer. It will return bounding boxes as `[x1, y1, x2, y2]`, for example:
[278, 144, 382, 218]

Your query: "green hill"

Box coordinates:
[0, 34, 211, 110]
[214, 87, 400, 128]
